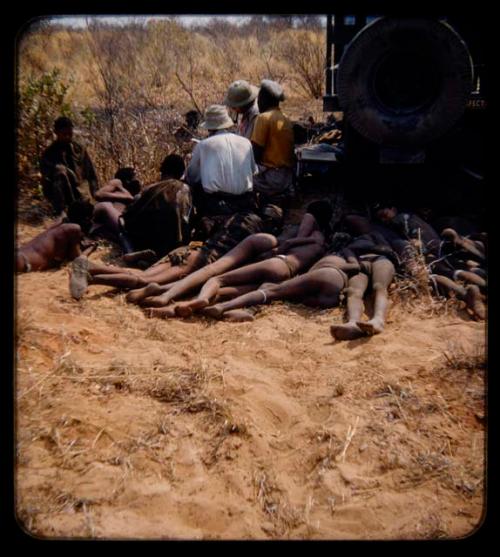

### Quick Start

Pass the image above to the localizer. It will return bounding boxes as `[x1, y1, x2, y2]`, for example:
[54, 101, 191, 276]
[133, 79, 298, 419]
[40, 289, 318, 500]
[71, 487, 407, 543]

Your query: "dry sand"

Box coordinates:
[15, 220, 486, 540]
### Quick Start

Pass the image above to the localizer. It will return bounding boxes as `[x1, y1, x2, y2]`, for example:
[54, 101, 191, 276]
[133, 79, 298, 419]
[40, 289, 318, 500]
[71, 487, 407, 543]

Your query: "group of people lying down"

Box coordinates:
[57, 199, 486, 341]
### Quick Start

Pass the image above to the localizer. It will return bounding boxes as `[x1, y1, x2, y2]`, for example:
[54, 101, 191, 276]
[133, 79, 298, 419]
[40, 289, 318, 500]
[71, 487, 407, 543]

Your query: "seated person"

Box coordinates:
[120, 154, 192, 258]
[185, 104, 258, 218]
[224, 79, 260, 139]
[40, 116, 99, 216]
[91, 167, 142, 251]
[146, 201, 333, 318]
[69, 206, 283, 300]
[16, 200, 94, 273]
[251, 80, 295, 207]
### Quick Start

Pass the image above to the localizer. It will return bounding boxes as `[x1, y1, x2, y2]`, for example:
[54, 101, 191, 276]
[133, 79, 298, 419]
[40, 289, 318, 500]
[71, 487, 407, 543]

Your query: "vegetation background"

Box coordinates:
[17, 15, 326, 204]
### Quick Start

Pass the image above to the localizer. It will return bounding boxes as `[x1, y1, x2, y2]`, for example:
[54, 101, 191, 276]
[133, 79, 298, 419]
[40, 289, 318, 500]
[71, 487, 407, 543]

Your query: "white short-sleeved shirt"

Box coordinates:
[186, 130, 257, 195]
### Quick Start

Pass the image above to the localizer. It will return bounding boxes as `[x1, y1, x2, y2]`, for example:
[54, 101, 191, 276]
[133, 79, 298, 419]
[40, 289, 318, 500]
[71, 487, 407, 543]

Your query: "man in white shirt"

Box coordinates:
[185, 104, 258, 219]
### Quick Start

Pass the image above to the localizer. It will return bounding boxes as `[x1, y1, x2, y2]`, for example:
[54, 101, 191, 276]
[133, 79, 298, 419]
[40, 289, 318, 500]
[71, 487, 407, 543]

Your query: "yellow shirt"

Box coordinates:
[251, 108, 294, 168]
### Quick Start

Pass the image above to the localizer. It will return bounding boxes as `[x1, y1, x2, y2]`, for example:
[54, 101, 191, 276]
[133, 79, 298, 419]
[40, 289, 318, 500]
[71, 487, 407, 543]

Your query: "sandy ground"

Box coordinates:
[15, 219, 486, 540]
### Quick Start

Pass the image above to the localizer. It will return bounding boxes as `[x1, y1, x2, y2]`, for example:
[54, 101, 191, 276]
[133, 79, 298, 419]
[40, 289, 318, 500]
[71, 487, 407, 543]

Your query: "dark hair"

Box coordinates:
[115, 167, 142, 196]
[66, 200, 94, 233]
[185, 110, 201, 129]
[306, 200, 333, 238]
[54, 116, 74, 131]
[260, 204, 284, 235]
[160, 154, 185, 180]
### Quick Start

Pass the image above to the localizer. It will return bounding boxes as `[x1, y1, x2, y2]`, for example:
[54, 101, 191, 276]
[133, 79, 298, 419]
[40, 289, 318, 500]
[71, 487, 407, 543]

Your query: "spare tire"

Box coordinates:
[337, 17, 473, 146]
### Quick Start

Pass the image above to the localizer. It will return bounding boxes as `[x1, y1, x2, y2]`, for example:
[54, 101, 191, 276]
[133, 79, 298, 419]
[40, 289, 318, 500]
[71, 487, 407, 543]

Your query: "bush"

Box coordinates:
[17, 69, 74, 182]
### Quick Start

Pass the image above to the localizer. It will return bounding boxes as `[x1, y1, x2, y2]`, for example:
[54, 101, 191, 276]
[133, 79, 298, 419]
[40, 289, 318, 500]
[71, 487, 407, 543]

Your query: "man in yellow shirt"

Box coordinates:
[251, 80, 295, 207]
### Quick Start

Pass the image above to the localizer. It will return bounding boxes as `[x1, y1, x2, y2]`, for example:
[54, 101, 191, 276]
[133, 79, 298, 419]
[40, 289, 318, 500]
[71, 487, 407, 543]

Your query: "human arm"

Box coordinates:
[82, 148, 99, 197]
[250, 114, 269, 166]
[185, 143, 202, 185]
[94, 180, 135, 203]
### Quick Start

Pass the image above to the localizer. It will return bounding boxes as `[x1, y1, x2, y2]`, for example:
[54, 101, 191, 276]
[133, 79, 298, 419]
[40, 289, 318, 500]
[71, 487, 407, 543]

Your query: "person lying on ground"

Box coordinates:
[199, 235, 360, 322]
[329, 243, 397, 341]
[69, 206, 283, 300]
[344, 212, 486, 321]
[145, 201, 333, 318]
[426, 227, 487, 321]
[16, 200, 95, 273]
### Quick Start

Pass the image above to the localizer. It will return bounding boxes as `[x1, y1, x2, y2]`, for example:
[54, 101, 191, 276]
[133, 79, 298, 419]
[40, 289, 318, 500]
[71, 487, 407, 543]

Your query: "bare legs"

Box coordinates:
[203, 267, 346, 321]
[330, 273, 369, 340]
[430, 274, 486, 320]
[356, 258, 395, 335]
[330, 257, 395, 340]
[138, 233, 278, 309]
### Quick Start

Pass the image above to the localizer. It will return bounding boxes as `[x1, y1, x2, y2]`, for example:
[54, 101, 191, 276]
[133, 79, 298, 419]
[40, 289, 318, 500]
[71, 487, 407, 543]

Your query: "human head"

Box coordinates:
[114, 167, 142, 196]
[200, 105, 234, 133]
[306, 200, 333, 237]
[257, 79, 285, 113]
[374, 201, 398, 223]
[66, 199, 94, 234]
[224, 80, 259, 113]
[54, 116, 74, 143]
[260, 203, 284, 235]
[160, 154, 185, 180]
[329, 231, 353, 253]
[185, 110, 201, 130]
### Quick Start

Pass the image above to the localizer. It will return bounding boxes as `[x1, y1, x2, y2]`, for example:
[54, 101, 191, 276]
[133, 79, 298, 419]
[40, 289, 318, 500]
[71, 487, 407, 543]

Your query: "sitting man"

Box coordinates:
[145, 200, 333, 318]
[185, 104, 258, 219]
[251, 79, 295, 207]
[40, 116, 99, 216]
[120, 154, 192, 259]
[224, 80, 260, 139]
[69, 206, 283, 300]
[16, 200, 94, 273]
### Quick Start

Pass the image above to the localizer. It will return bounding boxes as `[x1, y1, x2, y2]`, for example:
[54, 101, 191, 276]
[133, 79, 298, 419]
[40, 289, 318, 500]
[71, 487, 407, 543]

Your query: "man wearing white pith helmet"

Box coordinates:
[224, 80, 260, 140]
[185, 104, 258, 218]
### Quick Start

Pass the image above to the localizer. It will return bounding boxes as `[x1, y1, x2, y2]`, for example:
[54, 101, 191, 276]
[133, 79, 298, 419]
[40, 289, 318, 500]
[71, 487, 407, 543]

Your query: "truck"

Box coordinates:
[312, 14, 486, 219]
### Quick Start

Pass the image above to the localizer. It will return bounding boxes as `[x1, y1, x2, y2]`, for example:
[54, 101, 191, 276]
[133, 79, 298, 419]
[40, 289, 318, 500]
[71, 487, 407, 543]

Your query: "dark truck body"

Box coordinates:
[319, 14, 486, 219]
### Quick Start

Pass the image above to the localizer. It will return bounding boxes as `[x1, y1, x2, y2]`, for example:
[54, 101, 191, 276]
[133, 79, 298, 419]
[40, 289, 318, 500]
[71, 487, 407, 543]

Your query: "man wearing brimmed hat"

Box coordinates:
[250, 79, 295, 207]
[224, 80, 260, 140]
[185, 104, 258, 218]
[40, 116, 100, 217]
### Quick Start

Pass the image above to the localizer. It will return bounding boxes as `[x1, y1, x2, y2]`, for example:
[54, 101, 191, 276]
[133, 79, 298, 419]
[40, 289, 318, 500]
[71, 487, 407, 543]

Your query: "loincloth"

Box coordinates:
[274, 254, 296, 279]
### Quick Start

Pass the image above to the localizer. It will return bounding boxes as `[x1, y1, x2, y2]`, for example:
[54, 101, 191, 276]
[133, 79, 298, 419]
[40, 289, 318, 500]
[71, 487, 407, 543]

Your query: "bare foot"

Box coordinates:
[140, 292, 174, 308]
[465, 285, 486, 320]
[223, 309, 255, 322]
[146, 306, 177, 319]
[330, 322, 364, 341]
[69, 256, 90, 300]
[202, 304, 225, 319]
[356, 318, 384, 336]
[175, 298, 210, 317]
[126, 282, 165, 304]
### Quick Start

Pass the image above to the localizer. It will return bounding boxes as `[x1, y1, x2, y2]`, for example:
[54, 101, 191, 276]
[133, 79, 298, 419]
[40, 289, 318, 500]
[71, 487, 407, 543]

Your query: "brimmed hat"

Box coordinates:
[260, 79, 285, 102]
[224, 80, 259, 108]
[200, 105, 235, 130]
